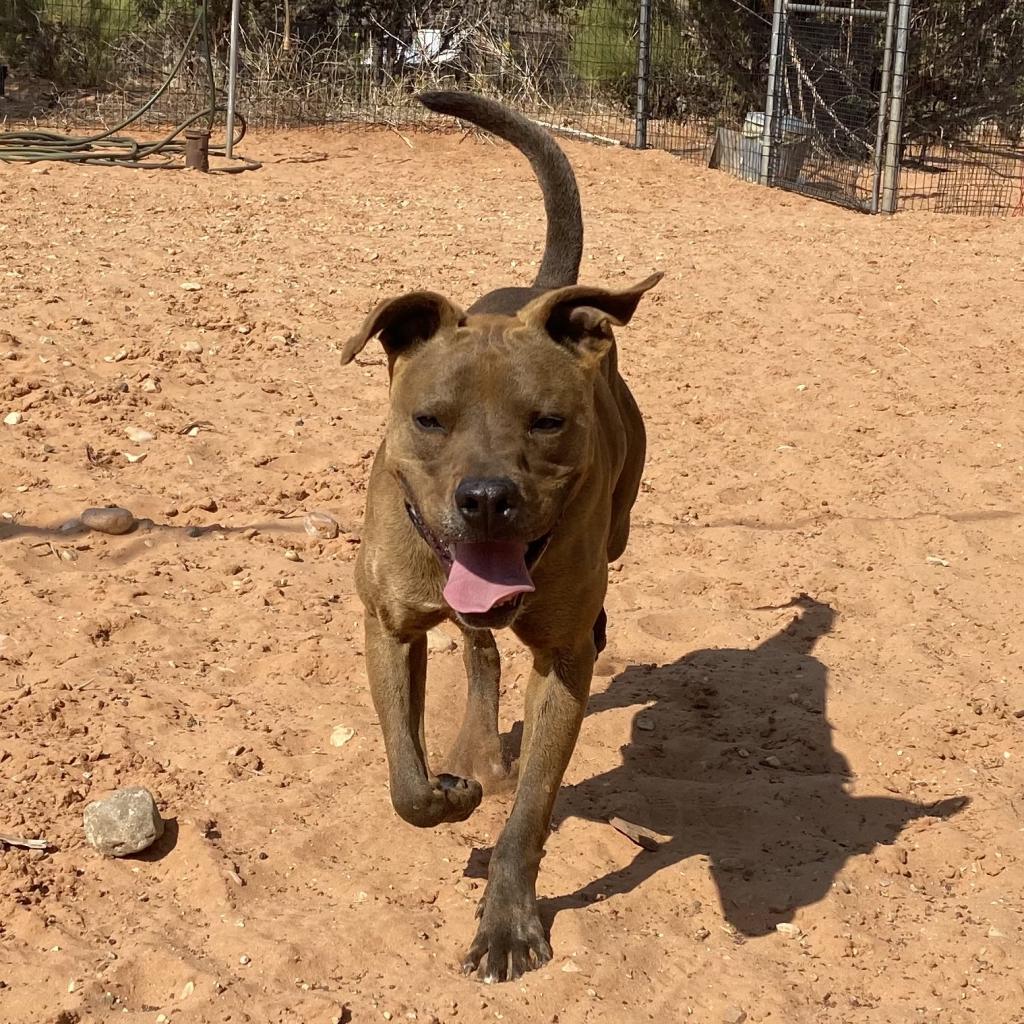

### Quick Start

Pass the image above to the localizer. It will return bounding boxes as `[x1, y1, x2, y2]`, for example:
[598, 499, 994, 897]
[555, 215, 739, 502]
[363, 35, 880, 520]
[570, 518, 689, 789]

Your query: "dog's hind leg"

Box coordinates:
[444, 628, 511, 793]
[592, 607, 607, 657]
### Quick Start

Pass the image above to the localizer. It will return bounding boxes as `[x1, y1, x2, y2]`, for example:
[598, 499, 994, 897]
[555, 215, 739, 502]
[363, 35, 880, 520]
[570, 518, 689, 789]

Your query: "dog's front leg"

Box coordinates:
[365, 612, 483, 827]
[462, 632, 594, 981]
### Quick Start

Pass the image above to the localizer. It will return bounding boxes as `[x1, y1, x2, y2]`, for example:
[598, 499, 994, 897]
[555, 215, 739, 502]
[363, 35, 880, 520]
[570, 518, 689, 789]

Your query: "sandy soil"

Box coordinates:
[1, 128, 1023, 1024]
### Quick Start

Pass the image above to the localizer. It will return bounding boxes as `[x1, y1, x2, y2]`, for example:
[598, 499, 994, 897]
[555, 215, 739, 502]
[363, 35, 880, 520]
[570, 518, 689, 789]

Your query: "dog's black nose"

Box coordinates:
[454, 477, 521, 532]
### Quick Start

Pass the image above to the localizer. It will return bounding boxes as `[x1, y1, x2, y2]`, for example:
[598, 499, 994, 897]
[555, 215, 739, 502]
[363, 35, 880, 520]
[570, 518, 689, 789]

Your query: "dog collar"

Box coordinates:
[405, 502, 453, 568]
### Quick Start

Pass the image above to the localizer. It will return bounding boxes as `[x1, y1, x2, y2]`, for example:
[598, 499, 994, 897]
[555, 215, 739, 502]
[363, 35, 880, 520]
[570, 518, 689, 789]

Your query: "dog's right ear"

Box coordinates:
[341, 292, 466, 366]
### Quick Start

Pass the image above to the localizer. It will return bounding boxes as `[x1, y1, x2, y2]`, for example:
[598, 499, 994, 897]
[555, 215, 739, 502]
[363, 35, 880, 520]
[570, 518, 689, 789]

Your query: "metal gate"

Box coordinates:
[759, 0, 911, 213]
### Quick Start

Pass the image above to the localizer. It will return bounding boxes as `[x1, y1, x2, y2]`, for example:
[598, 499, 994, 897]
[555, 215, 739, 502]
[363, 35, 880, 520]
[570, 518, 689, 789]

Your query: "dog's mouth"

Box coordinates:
[405, 502, 552, 620]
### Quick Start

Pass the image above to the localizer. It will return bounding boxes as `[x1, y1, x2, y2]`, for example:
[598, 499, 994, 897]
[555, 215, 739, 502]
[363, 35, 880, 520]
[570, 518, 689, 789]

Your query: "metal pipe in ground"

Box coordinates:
[184, 129, 210, 171]
[225, 0, 242, 160]
[634, 0, 652, 149]
[759, 0, 787, 186]
[881, 0, 912, 214]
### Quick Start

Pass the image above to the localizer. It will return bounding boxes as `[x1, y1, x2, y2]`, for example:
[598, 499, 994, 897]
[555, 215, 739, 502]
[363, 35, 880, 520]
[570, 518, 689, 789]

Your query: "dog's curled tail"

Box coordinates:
[416, 91, 583, 290]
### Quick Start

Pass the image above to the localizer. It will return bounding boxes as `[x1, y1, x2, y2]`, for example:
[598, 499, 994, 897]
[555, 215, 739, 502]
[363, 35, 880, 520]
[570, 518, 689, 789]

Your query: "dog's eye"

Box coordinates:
[531, 415, 565, 433]
[414, 413, 444, 432]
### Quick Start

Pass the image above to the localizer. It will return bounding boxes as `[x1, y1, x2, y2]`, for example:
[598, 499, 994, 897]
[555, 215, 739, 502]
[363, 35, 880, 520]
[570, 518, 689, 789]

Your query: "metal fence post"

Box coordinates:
[880, 0, 911, 213]
[759, 0, 787, 186]
[225, 0, 242, 159]
[634, 0, 652, 149]
[870, 0, 898, 213]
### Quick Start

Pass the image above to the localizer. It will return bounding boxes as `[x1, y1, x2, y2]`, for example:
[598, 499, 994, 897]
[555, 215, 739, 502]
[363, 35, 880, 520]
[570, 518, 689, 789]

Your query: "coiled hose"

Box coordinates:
[0, 0, 259, 171]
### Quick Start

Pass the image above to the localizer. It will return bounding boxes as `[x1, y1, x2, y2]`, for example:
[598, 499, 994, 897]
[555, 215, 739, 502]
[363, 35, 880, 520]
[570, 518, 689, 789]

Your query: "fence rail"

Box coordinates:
[2, 0, 1023, 216]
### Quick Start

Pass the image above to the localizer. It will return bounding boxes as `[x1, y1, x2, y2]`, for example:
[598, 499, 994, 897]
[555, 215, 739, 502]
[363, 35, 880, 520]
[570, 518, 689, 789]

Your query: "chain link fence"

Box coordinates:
[2, 0, 1023, 215]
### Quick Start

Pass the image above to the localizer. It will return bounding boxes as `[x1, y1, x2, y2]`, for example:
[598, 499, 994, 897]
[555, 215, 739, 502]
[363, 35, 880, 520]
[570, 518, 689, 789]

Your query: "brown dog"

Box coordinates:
[342, 91, 660, 982]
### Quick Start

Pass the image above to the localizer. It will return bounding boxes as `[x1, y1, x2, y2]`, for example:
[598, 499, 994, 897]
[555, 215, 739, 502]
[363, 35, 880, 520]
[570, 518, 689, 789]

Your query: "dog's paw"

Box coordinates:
[392, 774, 482, 828]
[444, 738, 515, 795]
[461, 895, 551, 982]
[433, 773, 483, 822]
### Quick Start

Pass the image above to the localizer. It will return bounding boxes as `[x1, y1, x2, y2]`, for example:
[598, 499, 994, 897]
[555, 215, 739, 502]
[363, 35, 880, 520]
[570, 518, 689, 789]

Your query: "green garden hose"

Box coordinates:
[0, 0, 259, 171]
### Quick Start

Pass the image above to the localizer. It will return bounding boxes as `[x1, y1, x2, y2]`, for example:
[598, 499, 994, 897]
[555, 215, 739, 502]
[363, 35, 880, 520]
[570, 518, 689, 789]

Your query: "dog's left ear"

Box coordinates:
[341, 291, 466, 367]
[519, 272, 663, 364]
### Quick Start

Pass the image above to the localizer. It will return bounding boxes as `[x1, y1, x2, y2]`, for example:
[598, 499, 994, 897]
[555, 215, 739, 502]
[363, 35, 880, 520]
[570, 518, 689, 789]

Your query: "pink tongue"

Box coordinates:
[443, 541, 535, 614]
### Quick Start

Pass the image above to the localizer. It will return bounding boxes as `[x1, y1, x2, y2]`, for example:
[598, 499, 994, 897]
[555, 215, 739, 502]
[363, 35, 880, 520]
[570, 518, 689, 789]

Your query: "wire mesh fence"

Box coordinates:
[769, 2, 894, 213]
[0, 0, 759, 147]
[896, 2, 1024, 216]
[899, 128, 1024, 216]
[2, 0, 1023, 215]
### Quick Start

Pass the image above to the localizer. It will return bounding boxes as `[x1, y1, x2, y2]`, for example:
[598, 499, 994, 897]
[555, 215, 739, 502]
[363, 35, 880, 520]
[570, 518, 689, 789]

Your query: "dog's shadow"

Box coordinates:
[534, 596, 967, 936]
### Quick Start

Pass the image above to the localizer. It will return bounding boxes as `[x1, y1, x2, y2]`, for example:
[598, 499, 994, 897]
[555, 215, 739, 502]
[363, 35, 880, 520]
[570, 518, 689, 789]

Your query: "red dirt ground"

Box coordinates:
[1, 128, 1022, 1024]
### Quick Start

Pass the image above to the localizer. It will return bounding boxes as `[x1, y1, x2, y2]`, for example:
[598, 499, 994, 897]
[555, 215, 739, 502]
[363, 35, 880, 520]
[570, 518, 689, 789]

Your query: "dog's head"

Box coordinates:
[343, 273, 661, 628]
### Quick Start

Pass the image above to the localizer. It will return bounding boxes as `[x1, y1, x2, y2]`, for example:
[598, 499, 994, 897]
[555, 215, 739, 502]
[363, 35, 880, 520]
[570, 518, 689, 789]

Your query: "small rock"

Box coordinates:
[775, 922, 801, 937]
[181, 281, 202, 291]
[330, 726, 355, 748]
[561, 961, 581, 973]
[239, 954, 251, 965]
[284, 549, 302, 562]
[194, 497, 217, 512]
[635, 716, 655, 732]
[81, 506, 137, 536]
[125, 427, 156, 443]
[181, 339, 204, 354]
[762, 755, 782, 768]
[427, 629, 457, 654]
[694, 926, 711, 941]
[242, 528, 259, 540]
[3, 411, 23, 426]
[722, 1008, 747, 1024]
[180, 980, 195, 998]
[83, 786, 164, 857]
[141, 377, 161, 393]
[304, 511, 340, 540]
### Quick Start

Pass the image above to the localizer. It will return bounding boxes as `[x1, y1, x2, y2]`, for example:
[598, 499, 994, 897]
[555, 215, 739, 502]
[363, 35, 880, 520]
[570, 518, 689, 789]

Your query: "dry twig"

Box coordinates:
[0, 832, 50, 850]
